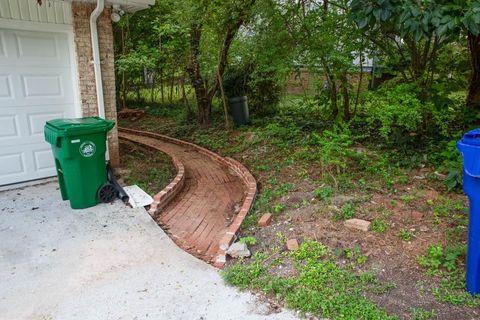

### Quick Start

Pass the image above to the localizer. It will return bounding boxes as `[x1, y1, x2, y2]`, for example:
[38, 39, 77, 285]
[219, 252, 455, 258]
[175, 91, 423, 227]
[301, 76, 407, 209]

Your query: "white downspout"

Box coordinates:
[90, 0, 105, 119]
[90, 0, 110, 160]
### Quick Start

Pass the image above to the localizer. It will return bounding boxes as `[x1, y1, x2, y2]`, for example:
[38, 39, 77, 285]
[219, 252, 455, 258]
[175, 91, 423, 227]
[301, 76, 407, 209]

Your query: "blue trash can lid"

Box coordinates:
[461, 129, 480, 146]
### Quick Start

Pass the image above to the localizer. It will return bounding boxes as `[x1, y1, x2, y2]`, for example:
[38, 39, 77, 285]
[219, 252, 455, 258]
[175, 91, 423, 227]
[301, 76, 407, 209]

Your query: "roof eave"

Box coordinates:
[107, 0, 155, 12]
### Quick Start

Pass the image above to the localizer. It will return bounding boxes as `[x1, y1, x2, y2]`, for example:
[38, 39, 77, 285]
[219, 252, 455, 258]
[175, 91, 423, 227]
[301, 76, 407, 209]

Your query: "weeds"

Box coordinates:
[239, 236, 257, 246]
[416, 243, 480, 307]
[222, 240, 396, 319]
[371, 219, 387, 233]
[409, 307, 437, 320]
[400, 194, 416, 203]
[335, 202, 355, 220]
[313, 186, 333, 201]
[417, 244, 466, 274]
[432, 272, 480, 308]
[399, 229, 413, 241]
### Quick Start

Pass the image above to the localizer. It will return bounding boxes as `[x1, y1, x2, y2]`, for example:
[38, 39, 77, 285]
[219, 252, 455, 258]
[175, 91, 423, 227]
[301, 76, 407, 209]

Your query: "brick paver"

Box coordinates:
[119, 131, 245, 263]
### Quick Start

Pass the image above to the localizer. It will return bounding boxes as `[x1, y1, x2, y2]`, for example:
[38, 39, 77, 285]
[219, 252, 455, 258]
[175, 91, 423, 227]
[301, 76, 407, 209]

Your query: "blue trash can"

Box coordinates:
[457, 129, 480, 295]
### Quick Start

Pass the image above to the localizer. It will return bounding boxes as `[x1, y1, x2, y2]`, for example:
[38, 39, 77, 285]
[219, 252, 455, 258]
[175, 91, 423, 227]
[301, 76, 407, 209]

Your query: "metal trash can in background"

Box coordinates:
[229, 96, 249, 126]
[457, 129, 480, 294]
[44, 117, 115, 209]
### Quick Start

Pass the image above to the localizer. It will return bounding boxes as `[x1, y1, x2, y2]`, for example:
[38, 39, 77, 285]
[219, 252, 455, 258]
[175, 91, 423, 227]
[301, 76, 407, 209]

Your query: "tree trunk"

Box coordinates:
[330, 80, 338, 119]
[181, 75, 193, 118]
[122, 73, 127, 109]
[217, 69, 230, 129]
[196, 95, 211, 127]
[186, 0, 256, 126]
[340, 73, 350, 121]
[150, 78, 155, 104]
[136, 85, 141, 102]
[353, 51, 364, 116]
[121, 25, 127, 110]
[169, 69, 175, 103]
[187, 21, 211, 126]
[468, 32, 480, 110]
[160, 68, 165, 103]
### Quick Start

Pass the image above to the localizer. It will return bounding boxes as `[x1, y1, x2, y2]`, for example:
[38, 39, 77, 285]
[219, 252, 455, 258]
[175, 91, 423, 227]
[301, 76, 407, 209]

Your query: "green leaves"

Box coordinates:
[417, 244, 466, 273]
[350, 0, 480, 38]
[357, 17, 370, 29]
[446, 168, 463, 191]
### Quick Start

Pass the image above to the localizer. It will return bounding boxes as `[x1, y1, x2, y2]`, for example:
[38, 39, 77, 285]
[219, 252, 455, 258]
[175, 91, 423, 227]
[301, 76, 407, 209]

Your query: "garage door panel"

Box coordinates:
[0, 114, 19, 139]
[15, 33, 58, 59]
[0, 30, 70, 67]
[0, 30, 5, 58]
[22, 74, 63, 97]
[0, 27, 75, 185]
[0, 74, 13, 98]
[33, 148, 55, 172]
[0, 67, 73, 107]
[0, 151, 26, 178]
[0, 145, 56, 185]
[28, 111, 65, 137]
[0, 106, 70, 145]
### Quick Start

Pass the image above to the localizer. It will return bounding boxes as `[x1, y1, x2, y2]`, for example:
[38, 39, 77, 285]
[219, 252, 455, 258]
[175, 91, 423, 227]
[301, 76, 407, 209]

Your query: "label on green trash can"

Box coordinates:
[79, 141, 96, 157]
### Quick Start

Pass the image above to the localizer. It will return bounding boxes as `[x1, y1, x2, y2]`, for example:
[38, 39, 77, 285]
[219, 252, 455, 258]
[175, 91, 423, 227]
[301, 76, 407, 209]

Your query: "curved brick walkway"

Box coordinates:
[119, 130, 245, 264]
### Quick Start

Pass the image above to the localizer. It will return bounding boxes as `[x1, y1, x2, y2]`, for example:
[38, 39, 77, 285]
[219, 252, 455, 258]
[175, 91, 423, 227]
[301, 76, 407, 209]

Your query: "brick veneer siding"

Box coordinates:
[72, 2, 120, 165]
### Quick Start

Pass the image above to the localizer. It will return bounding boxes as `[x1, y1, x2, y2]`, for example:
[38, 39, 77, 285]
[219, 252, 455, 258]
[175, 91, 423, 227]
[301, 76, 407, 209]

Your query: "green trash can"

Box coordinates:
[44, 117, 115, 209]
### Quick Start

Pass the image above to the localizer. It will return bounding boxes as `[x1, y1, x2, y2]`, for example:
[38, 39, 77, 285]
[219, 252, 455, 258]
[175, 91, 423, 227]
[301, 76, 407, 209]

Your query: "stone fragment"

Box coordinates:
[286, 239, 299, 251]
[226, 242, 251, 258]
[258, 213, 273, 227]
[344, 218, 371, 232]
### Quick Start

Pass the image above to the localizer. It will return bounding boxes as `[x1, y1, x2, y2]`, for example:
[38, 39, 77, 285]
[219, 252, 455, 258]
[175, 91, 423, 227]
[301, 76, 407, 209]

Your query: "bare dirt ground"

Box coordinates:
[237, 167, 478, 319]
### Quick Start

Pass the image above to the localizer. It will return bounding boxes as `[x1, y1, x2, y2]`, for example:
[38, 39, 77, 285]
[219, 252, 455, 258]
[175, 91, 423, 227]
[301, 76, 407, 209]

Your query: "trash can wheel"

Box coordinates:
[97, 183, 117, 203]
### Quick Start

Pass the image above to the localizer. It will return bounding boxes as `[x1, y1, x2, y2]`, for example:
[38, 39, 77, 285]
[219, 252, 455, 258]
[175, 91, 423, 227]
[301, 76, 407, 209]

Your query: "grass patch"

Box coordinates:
[409, 307, 437, 320]
[222, 240, 397, 319]
[119, 141, 175, 195]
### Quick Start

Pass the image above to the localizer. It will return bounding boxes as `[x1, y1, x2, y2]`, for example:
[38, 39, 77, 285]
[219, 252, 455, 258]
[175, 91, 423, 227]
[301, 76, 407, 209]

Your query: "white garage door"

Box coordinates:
[0, 27, 77, 186]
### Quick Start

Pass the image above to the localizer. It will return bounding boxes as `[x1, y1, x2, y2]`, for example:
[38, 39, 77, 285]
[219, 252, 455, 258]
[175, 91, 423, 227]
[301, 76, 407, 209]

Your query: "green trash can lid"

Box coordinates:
[45, 117, 115, 137]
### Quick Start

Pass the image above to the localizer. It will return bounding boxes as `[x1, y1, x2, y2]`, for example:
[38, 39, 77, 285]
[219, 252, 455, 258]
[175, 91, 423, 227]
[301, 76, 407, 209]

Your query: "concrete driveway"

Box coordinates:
[0, 181, 297, 320]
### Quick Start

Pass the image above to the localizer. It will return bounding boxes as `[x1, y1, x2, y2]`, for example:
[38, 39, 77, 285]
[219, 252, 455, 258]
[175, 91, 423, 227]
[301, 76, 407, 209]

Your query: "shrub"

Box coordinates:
[308, 125, 354, 173]
[357, 83, 469, 151]
[222, 62, 282, 116]
[360, 83, 424, 142]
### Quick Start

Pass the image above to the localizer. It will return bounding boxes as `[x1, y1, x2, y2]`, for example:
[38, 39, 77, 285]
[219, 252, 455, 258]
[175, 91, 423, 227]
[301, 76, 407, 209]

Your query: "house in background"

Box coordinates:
[0, 0, 154, 186]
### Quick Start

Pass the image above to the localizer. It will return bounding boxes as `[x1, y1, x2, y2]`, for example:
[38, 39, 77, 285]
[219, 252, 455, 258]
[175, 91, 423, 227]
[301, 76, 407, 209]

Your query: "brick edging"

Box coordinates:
[118, 133, 186, 217]
[118, 127, 258, 268]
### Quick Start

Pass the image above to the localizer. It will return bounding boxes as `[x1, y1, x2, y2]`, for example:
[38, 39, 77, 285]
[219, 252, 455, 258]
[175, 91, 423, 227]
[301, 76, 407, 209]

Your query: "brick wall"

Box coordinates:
[285, 69, 316, 95]
[285, 69, 369, 95]
[72, 2, 120, 165]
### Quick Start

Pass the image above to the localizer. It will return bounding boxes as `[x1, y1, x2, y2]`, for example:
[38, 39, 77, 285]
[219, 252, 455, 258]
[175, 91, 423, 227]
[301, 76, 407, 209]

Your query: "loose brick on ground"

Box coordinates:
[258, 213, 273, 227]
[344, 218, 371, 232]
